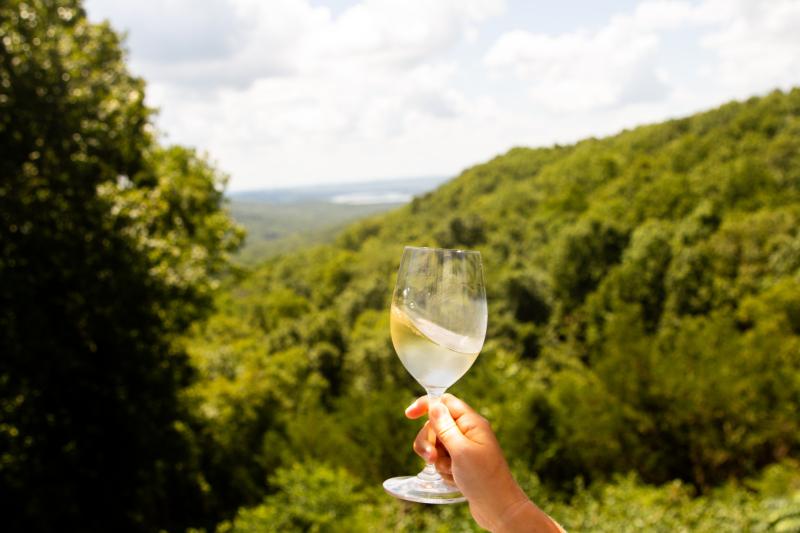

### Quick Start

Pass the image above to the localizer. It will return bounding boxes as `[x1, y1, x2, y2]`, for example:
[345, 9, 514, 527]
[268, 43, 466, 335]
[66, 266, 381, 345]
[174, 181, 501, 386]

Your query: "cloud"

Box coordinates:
[700, 0, 800, 95]
[87, 0, 243, 63]
[317, 0, 504, 70]
[483, 1, 698, 112]
[88, 0, 504, 90]
[88, 0, 330, 88]
[84, 0, 800, 190]
[483, 0, 800, 114]
[105, 0, 508, 188]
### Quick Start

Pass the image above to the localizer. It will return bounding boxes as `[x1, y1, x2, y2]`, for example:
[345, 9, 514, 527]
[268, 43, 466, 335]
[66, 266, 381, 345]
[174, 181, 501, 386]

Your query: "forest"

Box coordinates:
[2, 2, 800, 532]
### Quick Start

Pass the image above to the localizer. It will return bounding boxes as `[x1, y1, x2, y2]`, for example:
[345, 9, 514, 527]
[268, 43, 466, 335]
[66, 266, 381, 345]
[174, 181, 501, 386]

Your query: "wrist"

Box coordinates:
[483, 473, 529, 531]
[492, 499, 564, 533]
[490, 496, 531, 533]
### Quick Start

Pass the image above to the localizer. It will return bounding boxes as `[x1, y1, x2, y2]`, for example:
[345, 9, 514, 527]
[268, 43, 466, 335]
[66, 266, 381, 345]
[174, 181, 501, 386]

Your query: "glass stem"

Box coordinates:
[419, 388, 446, 481]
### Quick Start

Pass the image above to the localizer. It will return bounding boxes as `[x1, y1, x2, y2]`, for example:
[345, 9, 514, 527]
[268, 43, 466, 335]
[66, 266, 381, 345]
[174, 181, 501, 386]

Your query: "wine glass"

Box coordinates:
[383, 246, 487, 504]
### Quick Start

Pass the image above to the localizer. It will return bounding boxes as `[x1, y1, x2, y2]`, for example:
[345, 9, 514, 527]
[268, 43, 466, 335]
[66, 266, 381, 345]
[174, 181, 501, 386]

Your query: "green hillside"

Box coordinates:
[190, 90, 800, 531]
[230, 200, 401, 263]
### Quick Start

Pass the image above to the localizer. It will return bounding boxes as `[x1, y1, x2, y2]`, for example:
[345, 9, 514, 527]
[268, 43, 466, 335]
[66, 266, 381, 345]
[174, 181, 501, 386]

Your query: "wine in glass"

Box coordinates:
[383, 246, 487, 504]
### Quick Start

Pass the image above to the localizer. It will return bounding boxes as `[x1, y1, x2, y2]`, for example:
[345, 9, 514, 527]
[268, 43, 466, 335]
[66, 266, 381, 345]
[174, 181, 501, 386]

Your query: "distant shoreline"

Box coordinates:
[227, 176, 448, 204]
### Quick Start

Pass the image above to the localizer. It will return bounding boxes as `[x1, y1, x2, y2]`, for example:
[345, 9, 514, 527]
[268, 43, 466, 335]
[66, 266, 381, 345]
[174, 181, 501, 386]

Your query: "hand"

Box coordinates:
[406, 394, 562, 532]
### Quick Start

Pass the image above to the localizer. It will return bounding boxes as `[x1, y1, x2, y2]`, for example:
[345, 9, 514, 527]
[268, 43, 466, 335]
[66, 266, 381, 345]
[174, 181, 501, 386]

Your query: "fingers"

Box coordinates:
[429, 401, 468, 453]
[435, 445, 455, 485]
[404, 396, 429, 419]
[440, 393, 478, 421]
[405, 393, 479, 421]
[407, 393, 489, 457]
[442, 394, 493, 443]
[435, 454, 452, 476]
[412, 422, 438, 463]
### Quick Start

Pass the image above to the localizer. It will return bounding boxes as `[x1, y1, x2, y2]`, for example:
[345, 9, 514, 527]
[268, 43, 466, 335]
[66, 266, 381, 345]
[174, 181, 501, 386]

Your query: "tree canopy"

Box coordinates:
[0, 2, 241, 531]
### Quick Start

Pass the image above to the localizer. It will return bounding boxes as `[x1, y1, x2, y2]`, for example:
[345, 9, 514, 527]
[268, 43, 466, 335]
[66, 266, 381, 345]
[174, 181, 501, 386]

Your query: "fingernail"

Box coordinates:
[404, 399, 418, 414]
[430, 403, 445, 420]
[422, 443, 432, 460]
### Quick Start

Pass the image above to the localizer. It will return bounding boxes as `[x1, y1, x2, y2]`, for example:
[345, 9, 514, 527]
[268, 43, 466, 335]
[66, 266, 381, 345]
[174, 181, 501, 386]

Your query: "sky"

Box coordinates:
[83, 0, 800, 191]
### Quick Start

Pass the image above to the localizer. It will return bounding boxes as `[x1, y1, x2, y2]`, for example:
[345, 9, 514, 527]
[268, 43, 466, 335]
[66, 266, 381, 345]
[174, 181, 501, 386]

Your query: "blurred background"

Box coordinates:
[2, 0, 800, 531]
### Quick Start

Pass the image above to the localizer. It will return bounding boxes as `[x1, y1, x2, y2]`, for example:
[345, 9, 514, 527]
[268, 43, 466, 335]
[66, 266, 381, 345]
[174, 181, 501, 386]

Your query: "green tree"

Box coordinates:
[218, 462, 368, 533]
[0, 2, 241, 531]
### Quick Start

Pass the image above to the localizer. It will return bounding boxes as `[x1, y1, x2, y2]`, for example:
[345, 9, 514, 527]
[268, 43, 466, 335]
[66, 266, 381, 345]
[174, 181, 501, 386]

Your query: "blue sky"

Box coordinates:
[84, 0, 800, 191]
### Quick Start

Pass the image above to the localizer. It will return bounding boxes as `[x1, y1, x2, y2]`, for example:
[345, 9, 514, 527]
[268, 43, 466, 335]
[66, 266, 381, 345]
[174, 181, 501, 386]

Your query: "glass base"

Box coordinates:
[383, 465, 466, 504]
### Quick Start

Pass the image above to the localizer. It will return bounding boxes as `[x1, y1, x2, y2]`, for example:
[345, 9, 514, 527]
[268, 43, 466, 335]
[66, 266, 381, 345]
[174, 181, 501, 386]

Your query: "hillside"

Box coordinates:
[189, 89, 800, 531]
[230, 201, 397, 263]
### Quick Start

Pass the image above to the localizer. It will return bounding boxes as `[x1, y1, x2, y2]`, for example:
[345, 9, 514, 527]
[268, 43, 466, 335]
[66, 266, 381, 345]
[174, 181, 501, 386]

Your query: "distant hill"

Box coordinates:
[227, 176, 447, 262]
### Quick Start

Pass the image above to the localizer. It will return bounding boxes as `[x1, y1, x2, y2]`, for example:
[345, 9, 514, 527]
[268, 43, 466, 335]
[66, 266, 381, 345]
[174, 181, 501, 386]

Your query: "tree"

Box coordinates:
[0, 2, 241, 531]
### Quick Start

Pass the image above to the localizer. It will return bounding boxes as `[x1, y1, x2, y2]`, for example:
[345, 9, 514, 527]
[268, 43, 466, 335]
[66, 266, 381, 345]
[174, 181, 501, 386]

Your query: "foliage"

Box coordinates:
[548, 461, 800, 532]
[230, 200, 399, 264]
[0, 1, 241, 531]
[218, 461, 368, 533]
[191, 88, 800, 530]
[220, 460, 800, 532]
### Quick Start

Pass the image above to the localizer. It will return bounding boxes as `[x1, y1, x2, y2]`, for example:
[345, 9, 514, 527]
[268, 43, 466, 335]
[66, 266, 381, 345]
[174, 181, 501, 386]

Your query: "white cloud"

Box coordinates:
[484, 1, 699, 112]
[89, 0, 505, 89]
[483, 0, 800, 115]
[109, 0, 508, 189]
[700, 0, 800, 95]
[162, 60, 510, 189]
[84, 0, 800, 190]
[316, 0, 503, 69]
[131, 0, 328, 87]
[87, 0, 242, 63]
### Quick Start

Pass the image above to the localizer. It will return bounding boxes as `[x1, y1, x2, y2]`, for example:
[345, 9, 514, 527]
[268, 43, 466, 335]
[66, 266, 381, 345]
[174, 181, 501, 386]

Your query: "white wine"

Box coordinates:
[390, 305, 482, 390]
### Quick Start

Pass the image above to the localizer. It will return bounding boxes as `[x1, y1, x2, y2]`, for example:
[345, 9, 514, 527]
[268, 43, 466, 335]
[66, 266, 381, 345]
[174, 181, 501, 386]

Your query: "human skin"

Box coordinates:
[406, 394, 563, 532]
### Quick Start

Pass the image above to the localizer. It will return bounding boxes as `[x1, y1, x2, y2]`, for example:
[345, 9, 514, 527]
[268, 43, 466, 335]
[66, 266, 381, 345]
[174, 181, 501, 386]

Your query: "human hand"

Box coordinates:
[405, 394, 562, 532]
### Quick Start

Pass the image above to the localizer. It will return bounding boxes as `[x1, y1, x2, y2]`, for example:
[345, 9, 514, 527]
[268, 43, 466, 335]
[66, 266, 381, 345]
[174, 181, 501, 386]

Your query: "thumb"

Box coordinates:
[429, 401, 468, 453]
